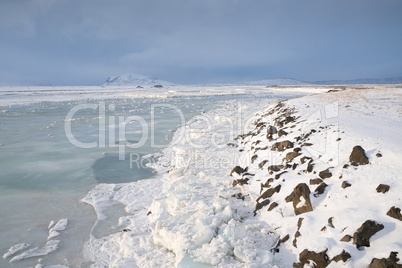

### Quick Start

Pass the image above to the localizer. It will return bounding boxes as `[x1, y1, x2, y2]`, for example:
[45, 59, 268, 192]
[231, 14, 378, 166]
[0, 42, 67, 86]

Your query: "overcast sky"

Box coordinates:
[0, 0, 401, 85]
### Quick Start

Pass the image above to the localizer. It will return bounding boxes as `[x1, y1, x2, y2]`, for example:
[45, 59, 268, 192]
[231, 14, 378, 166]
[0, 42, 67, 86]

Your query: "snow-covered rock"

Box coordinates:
[102, 73, 176, 87]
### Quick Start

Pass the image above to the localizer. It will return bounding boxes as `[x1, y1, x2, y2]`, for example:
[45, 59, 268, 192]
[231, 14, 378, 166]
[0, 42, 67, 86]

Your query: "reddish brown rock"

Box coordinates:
[349, 145, 369, 165]
[293, 183, 313, 215]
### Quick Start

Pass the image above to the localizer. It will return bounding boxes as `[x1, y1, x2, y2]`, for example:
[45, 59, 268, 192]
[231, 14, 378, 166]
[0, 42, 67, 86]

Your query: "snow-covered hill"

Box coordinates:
[315, 76, 402, 85]
[102, 73, 176, 87]
[243, 78, 312, 86]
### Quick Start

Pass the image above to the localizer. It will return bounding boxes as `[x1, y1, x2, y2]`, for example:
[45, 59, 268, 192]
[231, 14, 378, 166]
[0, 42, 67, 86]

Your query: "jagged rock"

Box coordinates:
[342, 181, 351, 189]
[230, 166, 247, 176]
[267, 125, 278, 140]
[278, 129, 288, 137]
[286, 152, 301, 162]
[369, 252, 402, 268]
[293, 183, 313, 215]
[285, 192, 295, 203]
[297, 218, 304, 230]
[332, 250, 351, 263]
[307, 163, 314, 173]
[376, 184, 390, 193]
[271, 140, 293, 152]
[300, 156, 312, 164]
[353, 220, 384, 249]
[319, 169, 332, 179]
[232, 178, 249, 186]
[341, 235, 352, 242]
[328, 217, 335, 228]
[292, 163, 298, 170]
[313, 182, 328, 197]
[386, 206, 402, 221]
[257, 185, 281, 201]
[299, 249, 330, 268]
[268, 202, 278, 211]
[251, 154, 258, 163]
[349, 145, 369, 165]
[268, 165, 284, 172]
[275, 171, 287, 179]
[259, 160, 268, 169]
[310, 178, 323, 185]
[254, 199, 271, 215]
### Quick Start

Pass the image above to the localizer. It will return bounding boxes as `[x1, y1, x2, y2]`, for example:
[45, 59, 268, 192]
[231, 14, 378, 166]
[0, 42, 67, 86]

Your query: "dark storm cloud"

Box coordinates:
[0, 0, 401, 85]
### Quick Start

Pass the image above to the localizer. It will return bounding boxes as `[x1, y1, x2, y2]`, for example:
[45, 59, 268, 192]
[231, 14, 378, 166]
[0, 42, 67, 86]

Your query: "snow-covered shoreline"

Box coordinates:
[81, 85, 402, 267]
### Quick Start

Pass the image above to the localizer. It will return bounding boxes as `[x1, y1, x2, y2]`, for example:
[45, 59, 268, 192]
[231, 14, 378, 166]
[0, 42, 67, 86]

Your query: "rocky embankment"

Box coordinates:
[230, 88, 402, 267]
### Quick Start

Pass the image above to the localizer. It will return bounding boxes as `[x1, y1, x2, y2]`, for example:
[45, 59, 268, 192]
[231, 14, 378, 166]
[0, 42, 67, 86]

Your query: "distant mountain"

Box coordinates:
[102, 73, 176, 87]
[242, 78, 312, 86]
[315, 76, 402, 85]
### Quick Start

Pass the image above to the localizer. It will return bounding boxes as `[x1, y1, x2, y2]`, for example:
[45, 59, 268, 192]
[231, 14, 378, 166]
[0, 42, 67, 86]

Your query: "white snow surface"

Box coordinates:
[83, 86, 402, 267]
[102, 73, 176, 87]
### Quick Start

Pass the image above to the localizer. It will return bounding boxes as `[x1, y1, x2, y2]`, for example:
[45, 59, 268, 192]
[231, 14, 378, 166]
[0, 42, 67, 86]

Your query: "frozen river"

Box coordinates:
[0, 86, 308, 267]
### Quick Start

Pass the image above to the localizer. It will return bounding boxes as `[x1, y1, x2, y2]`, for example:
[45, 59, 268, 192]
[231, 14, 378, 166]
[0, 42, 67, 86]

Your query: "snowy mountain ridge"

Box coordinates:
[102, 73, 176, 87]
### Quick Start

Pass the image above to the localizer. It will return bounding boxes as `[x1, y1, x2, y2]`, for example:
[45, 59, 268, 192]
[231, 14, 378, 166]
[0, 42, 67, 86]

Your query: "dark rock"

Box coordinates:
[319, 169, 332, 179]
[293, 231, 301, 248]
[369, 252, 402, 268]
[300, 156, 312, 164]
[293, 147, 302, 153]
[321, 226, 327, 232]
[332, 250, 351, 263]
[292, 163, 298, 170]
[293, 183, 313, 215]
[267, 125, 278, 140]
[343, 164, 349, 169]
[251, 154, 258, 163]
[268, 202, 278, 211]
[230, 166, 247, 176]
[376, 184, 390, 193]
[310, 178, 323, 185]
[286, 152, 301, 162]
[275, 171, 287, 179]
[285, 192, 295, 203]
[386, 206, 402, 221]
[259, 160, 268, 169]
[353, 220, 384, 249]
[341, 235, 352, 242]
[268, 165, 284, 172]
[307, 163, 314, 173]
[303, 143, 313, 146]
[231, 193, 245, 200]
[349, 145, 369, 165]
[376, 153, 383, 157]
[271, 140, 293, 152]
[278, 129, 288, 137]
[297, 218, 304, 230]
[254, 199, 271, 215]
[257, 185, 281, 201]
[299, 249, 330, 268]
[313, 183, 328, 197]
[342, 181, 351, 189]
[147, 211, 152, 216]
[328, 217, 335, 228]
[232, 178, 249, 186]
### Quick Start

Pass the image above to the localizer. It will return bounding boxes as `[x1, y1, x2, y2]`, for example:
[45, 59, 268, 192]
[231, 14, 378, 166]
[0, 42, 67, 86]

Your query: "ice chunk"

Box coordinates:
[9, 240, 60, 263]
[3, 243, 30, 259]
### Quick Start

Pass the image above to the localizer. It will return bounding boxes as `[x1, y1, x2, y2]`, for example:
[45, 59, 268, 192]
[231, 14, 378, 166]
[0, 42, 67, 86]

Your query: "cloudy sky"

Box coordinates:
[0, 0, 401, 85]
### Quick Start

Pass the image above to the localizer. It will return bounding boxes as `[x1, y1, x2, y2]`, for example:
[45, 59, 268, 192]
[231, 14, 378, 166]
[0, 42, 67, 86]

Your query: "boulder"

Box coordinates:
[369, 252, 401, 268]
[342, 181, 351, 189]
[299, 249, 330, 268]
[310, 178, 323, 185]
[268, 165, 284, 172]
[349, 145, 369, 165]
[271, 140, 293, 152]
[293, 183, 313, 215]
[319, 169, 332, 179]
[353, 220, 384, 249]
[230, 166, 247, 176]
[268, 202, 278, 211]
[376, 184, 390, 193]
[313, 183, 328, 197]
[278, 129, 288, 137]
[286, 152, 301, 162]
[257, 185, 281, 201]
[332, 250, 351, 263]
[386, 206, 402, 221]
